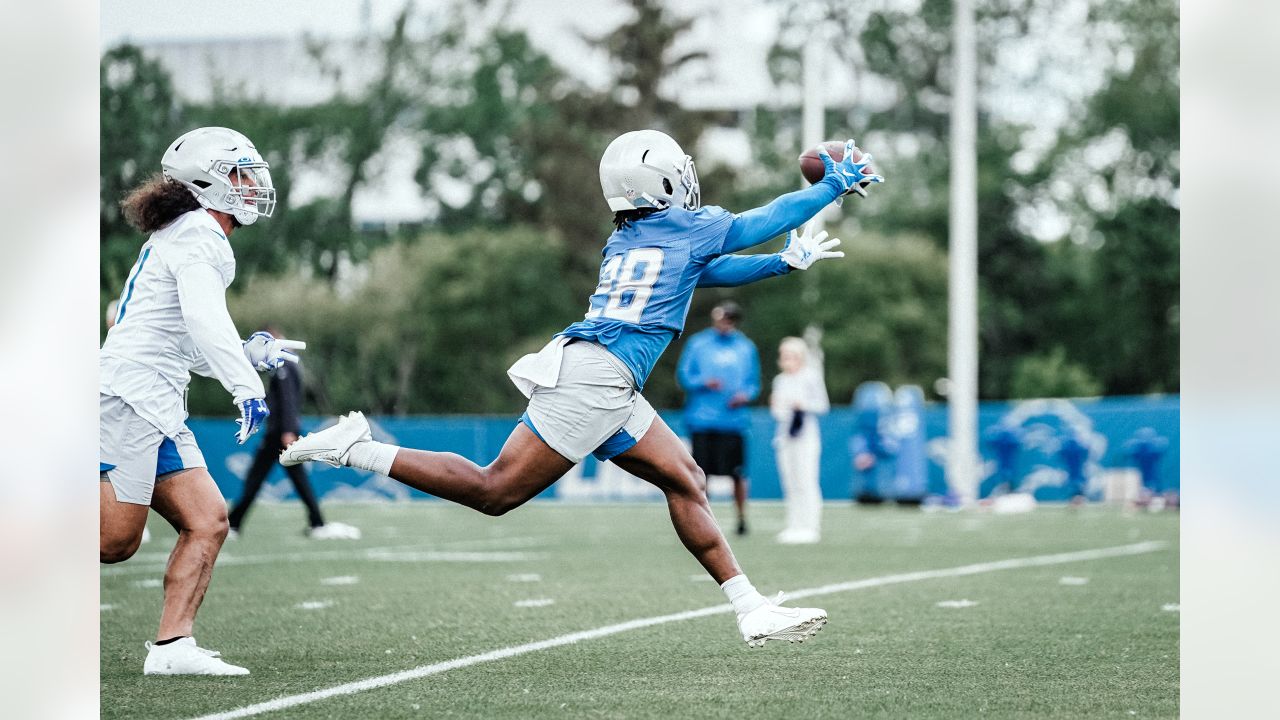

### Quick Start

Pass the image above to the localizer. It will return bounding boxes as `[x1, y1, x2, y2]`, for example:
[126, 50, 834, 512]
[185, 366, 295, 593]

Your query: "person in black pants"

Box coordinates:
[228, 327, 358, 540]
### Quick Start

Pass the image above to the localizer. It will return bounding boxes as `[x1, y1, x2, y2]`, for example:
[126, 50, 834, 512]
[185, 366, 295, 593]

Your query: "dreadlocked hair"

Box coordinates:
[120, 174, 202, 233]
[612, 207, 660, 231]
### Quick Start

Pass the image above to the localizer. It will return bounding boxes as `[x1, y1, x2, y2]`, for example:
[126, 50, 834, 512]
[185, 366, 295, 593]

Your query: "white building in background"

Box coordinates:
[119, 0, 860, 227]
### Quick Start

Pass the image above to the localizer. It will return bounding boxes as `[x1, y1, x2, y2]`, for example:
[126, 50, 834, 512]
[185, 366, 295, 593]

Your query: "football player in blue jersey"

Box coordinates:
[283, 129, 882, 646]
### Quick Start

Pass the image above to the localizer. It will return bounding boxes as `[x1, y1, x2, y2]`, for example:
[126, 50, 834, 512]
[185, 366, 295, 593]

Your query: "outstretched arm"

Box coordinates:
[722, 138, 884, 254]
[701, 224, 845, 289]
[697, 253, 791, 288]
[721, 179, 842, 254]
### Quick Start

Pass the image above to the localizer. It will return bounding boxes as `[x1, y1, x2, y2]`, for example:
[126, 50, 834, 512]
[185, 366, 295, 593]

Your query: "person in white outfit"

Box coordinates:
[770, 337, 830, 544]
[100, 126, 304, 675]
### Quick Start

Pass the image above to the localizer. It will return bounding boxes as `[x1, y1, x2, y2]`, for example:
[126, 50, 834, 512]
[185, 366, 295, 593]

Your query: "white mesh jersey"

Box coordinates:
[100, 209, 264, 436]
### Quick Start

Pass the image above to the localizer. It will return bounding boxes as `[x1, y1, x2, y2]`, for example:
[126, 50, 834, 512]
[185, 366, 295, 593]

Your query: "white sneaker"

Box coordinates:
[280, 412, 371, 467]
[142, 637, 248, 675]
[308, 521, 362, 540]
[737, 595, 828, 648]
[192, 638, 220, 658]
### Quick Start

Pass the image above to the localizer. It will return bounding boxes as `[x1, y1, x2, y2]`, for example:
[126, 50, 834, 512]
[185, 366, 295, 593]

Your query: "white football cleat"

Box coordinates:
[280, 411, 371, 467]
[142, 637, 247, 675]
[308, 521, 362, 540]
[737, 595, 828, 648]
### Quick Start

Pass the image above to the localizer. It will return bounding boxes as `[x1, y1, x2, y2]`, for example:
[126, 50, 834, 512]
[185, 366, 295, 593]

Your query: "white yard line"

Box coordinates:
[188, 540, 1166, 720]
[101, 546, 538, 577]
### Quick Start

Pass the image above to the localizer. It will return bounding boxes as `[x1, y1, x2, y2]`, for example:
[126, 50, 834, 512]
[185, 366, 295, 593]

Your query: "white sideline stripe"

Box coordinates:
[101, 547, 537, 576]
[189, 540, 1166, 720]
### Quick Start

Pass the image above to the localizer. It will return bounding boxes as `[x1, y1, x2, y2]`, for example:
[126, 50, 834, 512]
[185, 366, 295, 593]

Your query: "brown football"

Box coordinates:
[799, 140, 867, 186]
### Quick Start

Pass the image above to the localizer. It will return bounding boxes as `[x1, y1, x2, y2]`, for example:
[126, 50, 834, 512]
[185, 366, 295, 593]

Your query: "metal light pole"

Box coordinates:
[948, 0, 980, 506]
[800, 13, 827, 341]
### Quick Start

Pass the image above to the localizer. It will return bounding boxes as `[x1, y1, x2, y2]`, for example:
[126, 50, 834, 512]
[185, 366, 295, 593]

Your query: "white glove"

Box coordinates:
[780, 224, 844, 270]
[242, 331, 307, 372]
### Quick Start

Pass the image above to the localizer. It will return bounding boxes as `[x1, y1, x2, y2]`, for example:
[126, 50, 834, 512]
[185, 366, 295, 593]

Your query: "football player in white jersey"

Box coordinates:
[100, 126, 304, 675]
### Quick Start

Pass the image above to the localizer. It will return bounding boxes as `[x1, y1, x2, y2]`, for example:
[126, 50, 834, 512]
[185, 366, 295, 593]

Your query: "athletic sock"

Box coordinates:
[721, 575, 768, 616]
[346, 441, 399, 475]
[154, 636, 187, 646]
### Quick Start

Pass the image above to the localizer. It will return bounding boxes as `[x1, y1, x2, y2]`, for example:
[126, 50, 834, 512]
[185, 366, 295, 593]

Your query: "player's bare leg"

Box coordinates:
[100, 482, 149, 564]
[611, 417, 742, 584]
[387, 423, 574, 515]
[282, 412, 572, 514]
[614, 417, 827, 646]
[148, 468, 229, 641]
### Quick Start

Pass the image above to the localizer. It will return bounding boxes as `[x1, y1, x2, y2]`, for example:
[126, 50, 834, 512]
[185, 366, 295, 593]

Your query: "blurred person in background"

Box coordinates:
[100, 127, 299, 675]
[770, 337, 829, 544]
[227, 326, 360, 540]
[1124, 427, 1173, 510]
[677, 301, 760, 536]
[1059, 430, 1090, 505]
[227, 325, 360, 538]
[283, 131, 876, 647]
[849, 382, 895, 503]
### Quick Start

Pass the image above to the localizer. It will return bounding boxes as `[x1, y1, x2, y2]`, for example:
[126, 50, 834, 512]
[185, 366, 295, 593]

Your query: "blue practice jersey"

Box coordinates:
[558, 177, 843, 388]
[559, 205, 735, 387]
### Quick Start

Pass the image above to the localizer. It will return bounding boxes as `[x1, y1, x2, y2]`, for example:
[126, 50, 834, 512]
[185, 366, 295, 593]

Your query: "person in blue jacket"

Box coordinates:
[676, 301, 760, 535]
[284, 130, 881, 647]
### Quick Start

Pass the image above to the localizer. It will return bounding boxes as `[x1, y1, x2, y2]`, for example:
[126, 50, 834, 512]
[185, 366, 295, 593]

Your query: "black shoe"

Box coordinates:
[736, 519, 748, 536]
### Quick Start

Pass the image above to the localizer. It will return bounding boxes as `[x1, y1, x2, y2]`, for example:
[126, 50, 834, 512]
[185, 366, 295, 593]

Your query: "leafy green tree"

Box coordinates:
[1009, 347, 1104, 399]
[414, 0, 721, 283]
[181, 10, 421, 283]
[1030, 0, 1179, 394]
[200, 225, 579, 415]
[100, 45, 185, 291]
[645, 232, 950, 410]
[763, 0, 1179, 398]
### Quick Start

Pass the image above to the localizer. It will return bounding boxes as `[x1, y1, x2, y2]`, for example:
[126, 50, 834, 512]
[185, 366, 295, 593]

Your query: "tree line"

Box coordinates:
[100, 0, 1178, 416]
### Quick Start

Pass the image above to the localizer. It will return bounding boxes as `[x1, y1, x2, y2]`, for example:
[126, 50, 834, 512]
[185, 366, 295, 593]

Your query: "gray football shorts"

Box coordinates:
[100, 393, 205, 505]
[520, 340, 657, 464]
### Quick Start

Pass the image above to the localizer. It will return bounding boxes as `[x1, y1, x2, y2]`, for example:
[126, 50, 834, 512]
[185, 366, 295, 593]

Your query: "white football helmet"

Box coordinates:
[599, 129, 700, 213]
[162, 127, 276, 226]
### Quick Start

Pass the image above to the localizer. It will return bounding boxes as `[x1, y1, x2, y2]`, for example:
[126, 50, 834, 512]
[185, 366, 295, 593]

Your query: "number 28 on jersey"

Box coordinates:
[585, 248, 665, 324]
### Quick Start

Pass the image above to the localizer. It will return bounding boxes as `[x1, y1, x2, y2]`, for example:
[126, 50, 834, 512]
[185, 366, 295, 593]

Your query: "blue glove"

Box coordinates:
[235, 398, 270, 444]
[817, 139, 885, 199]
[242, 331, 307, 372]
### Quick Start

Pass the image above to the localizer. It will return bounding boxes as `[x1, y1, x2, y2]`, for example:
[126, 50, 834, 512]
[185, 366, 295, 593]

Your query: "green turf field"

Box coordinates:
[100, 502, 1179, 719]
